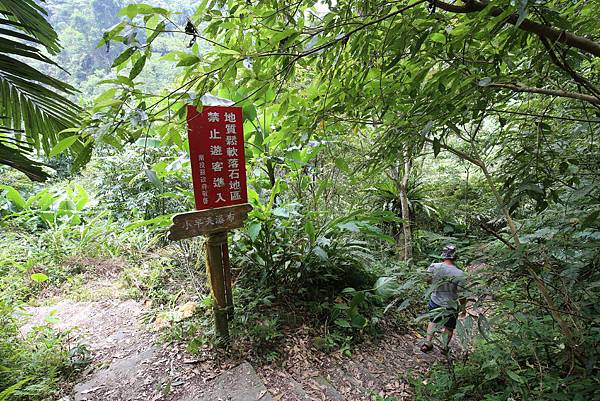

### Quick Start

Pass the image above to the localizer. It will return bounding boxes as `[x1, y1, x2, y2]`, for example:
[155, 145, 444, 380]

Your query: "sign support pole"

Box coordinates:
[205, 231, 230, 341]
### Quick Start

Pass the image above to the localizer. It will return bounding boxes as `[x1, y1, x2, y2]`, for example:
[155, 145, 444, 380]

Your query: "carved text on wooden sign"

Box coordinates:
[168, 203, 252, 240]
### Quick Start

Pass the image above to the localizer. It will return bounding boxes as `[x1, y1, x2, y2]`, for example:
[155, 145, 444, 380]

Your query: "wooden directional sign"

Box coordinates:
[168, 203, 252, 240]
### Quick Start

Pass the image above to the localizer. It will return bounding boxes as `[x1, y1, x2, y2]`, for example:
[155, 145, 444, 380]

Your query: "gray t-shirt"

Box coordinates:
[427, 262, 466, 308]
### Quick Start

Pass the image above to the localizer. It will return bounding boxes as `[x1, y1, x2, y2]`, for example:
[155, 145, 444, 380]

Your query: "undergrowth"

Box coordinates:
[0, 300, 90, 400]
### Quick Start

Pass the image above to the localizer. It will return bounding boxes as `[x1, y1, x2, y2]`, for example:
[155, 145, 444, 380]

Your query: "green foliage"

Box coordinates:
[231, 288, 283, 358]
[84, 0, 598, 386]
[413, 195, 600, 400]
[234, 198, 394, 298]
[82, 145, 193, 221]
[0, 275, 90, 400]
[0, 176, 160, 295]
[329, 287, 381, 332]
[1, 0, 599, 398]
[1, 183, 91, 227]
[214, 192, 401, 353]
[416, 336, 599, 401]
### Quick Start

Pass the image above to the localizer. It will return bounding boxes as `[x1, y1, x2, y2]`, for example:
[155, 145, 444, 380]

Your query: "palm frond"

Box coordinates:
[0, 0, 83, 181]
[0, 0, 60, 54]
[0, 140, 48, 181]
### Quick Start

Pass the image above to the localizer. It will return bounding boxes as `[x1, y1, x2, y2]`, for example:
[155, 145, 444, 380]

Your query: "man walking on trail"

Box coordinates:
[420, 244, 466, 353]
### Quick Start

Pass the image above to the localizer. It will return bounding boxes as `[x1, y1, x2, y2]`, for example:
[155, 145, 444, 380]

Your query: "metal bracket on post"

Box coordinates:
[221, 237, 234, 321]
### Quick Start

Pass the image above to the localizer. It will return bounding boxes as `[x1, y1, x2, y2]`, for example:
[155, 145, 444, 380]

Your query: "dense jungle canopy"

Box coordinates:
[0, 0, 598, 400]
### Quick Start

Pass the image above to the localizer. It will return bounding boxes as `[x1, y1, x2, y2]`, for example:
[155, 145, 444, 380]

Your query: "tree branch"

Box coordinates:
[488, 82, 600, 105]
[254, 0, 428, 61]
[479, 221, 515, 250]
[540, 37, 600, 101]
[433, 0, 600, 58]
[421, 135, 484, 168]
[483, 108, 599, 123]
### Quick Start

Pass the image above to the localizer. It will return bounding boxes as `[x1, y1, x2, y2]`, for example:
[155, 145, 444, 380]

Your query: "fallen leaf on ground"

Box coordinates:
[176, 301, 198, 321]
[153, 313, 171, 331]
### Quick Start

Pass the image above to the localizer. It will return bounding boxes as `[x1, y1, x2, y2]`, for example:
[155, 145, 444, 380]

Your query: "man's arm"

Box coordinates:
[458, 273, 468, 316]
[425, 263, 435, 284]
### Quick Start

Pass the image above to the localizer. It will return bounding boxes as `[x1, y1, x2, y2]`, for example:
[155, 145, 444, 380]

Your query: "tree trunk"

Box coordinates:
[398, 151, 413, 262]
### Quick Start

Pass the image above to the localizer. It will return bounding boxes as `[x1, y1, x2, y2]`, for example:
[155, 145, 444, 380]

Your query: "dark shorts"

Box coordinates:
[428, 300, 458, 330]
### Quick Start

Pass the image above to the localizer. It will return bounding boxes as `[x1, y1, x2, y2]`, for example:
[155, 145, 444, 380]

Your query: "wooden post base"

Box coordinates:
[205, 231, 232, 343]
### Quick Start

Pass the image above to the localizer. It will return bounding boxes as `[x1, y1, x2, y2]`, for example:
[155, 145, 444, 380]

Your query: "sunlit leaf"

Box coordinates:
[31, 273, 48, 283]
[49, 135, 79, 157]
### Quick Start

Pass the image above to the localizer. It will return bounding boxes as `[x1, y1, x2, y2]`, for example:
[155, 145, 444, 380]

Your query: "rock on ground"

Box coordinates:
[176, 362, 274, 401]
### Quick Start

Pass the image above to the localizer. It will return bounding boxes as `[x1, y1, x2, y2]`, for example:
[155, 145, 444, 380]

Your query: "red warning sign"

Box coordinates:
[187, 105, 247, 210]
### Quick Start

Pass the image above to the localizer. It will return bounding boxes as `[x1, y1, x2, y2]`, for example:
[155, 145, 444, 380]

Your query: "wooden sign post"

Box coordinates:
[168, 104, 250, 343]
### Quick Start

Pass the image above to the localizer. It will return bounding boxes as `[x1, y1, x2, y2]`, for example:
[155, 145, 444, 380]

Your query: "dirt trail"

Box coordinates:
[23, 267, 444, 401]
[23, 284, 265, 401]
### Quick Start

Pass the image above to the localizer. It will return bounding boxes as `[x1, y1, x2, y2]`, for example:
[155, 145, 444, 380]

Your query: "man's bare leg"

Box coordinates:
[441, 327, 454, 352]
[420, 321, 438, 352]
[426, 321, 437, 344]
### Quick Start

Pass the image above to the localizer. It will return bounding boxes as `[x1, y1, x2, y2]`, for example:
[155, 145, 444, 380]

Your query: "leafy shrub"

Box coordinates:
[1, 183, 92, 228]
[81, 144, 193, 221]
[233, 197, 394, 299]
[415, 334, 599, 401]
[222, 195, 399, 352]
[1, 180, 164, 297]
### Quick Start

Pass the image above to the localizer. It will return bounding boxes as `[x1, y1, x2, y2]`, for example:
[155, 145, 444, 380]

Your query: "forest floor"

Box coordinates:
[20, 257, 446, 401]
